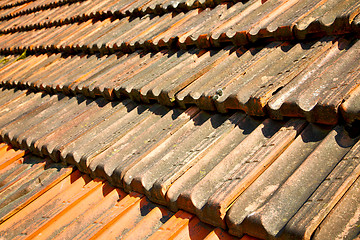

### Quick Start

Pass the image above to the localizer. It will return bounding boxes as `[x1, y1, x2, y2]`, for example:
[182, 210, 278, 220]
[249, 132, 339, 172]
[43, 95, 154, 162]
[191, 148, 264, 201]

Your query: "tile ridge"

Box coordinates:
[0, 0, 89, 22]
[0, 2, 359, 52]
[0, 141, 253, 239]
[0, 0, 239, 28]
[0, 30, 359, 57]
[0, 91, 358, 239]
[0, 0, 35, 11]
[0, 35, 359, 127]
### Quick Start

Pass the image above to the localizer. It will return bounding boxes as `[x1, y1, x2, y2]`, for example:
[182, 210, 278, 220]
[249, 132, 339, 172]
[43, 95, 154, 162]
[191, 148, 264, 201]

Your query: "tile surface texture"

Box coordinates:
[1, 37, 360, 124]
[0, 143, 251, 240]
[0, 0, 359, 52]
[0, 89, 358, 239]
[0, 0, 360, 239]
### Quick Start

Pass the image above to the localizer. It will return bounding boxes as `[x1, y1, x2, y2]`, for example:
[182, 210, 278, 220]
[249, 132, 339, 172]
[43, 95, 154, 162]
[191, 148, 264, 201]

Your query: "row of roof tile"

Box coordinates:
[1, 36, 360, 124]
[0, 87, 358, 239]
[0, 142, 249, 240]
[0, 0, 230, 22]
[1, 0, 360, 239]
[0, 0, 359, 50]
[0, 0, 84, 20]
[0, 0, 34, 10]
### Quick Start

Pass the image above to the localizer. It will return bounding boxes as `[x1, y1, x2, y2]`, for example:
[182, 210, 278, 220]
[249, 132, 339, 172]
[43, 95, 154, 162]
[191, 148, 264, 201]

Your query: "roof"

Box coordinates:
[0, 0, 359, 239]
[0, 142, 256, 240]
[1, 37, 360, 124]
[0, 88, 359, 239]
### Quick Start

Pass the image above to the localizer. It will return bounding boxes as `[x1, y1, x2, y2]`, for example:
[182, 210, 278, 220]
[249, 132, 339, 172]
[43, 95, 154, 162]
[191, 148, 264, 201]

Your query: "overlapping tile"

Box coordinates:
[227, 124, 359, 239]
[0, 0, 359, 52]
[340, 85, 360, 124]
[0, 142, 253, 240]
[0, 0, 86, 21]
[266, 37, 360, 124]
[312, 176, 360, 240]
[0, 87, 358, 239]
[0, 0, 231, 33]
[226, 123, 332, 237]
[166, 118, 306, 227]
[1, 0, 360, 239]
[1, 37, 360, 124]
[0, 145, 72, 225]
[0, 0, 35, 11]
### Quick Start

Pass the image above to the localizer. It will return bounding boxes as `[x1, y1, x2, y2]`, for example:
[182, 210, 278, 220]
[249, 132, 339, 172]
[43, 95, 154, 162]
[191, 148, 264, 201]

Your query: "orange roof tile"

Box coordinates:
[0, 143, 251, 240]
[0, 88, 358, 239]
[1, 37, 360, 124]
[0, 0, 359, 239]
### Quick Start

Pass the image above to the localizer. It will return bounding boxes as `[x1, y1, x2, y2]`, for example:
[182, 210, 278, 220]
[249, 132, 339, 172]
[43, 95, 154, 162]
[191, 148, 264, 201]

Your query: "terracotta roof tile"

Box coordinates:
[0, 144, 253, 239]
[0, 0, 359, 51]
[0, 0, 359, 239]
[340, 85, 360, 124]
[231, 125, 358, 239]
[0, 0, 35, 11]
[1, 37, 360, 124]
[0, 88, 358, 239]
[312, 175, 360, 240]
[0, 0, 86, 20]
[0, 152, 72, 225]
